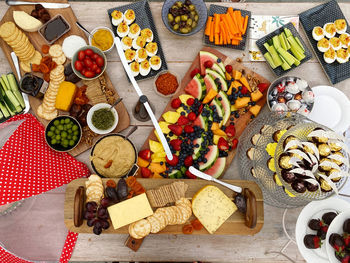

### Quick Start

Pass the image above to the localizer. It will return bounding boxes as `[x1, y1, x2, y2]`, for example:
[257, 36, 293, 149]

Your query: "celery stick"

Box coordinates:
[284, 28, 292, 37]
[282, 32, 291, 50]
[268, 45, 283, 67]
[272, 35, 281, 49]
[287, 36, 304, 55]
[276, 47, 296, 66]
[263, 42, 271, 51]
[264, 52, 277, 69]
[280, 56, 291, 70]
[279, 34, 288, 50]
[290, 45, 306, 61]
[295, 36, 305, 52]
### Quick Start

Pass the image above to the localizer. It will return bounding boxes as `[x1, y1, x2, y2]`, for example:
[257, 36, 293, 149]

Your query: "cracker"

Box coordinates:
[49, 44, 63, 57]
[133, 219, 151, 237]
[147, 215, 162, 234]
[8, 32, 26, 47]
[20, 51, 42, 72]
[52, 53, 66, 65]
[3, 28, 20, 43]
[37, 104, 57, 120]
[171, 206, 182, 225]
[154, 208, 169, 226]
[86, 174, 103, 185]
[50, 65, 64, 76]
[153, 210, 167, 230]
[165, 207, 177, 225]
[86, 186, 104, 196]
[176, 205, 189, 224]
[0, 22, 17, 39]
[128, 222, 144, 239]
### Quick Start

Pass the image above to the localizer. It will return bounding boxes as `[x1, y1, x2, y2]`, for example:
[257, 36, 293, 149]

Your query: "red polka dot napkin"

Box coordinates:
[0, 113, 90, 262]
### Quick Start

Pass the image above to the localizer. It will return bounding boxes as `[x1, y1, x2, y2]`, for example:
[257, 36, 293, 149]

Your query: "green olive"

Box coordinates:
[175, 1, 182, 7]
[191, 21, 197, 28]
[189, 4, 195, 11]
[194, 15, 199, 22]
[50, 126, 55, 132]
[55, 129, 60, 134]
[53, 120, 59, 126]
[186, 18, 193, 26]
[181, 15, 188, 21]
[180, 28, 189, 34]
[174, 16, 181, 23]
[168, 13, 174, 23]
[173, 24, 180, 31]
[72, 125, 78, 131]
[51, 139, 57, 145]
[69, 140, 75, 146]
[190, 11, 196, 17]
[60, 119, 65, 124]
[74, 130, 79, 136]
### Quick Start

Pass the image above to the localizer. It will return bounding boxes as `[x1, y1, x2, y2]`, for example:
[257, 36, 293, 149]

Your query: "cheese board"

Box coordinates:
[64, 178, 264, 235]
[0, 0, 130, 156]
[137, 46, 270, 179]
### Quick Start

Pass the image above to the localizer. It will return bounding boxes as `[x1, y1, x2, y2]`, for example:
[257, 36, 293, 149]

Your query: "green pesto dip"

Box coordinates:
[92, 108, 115, 130]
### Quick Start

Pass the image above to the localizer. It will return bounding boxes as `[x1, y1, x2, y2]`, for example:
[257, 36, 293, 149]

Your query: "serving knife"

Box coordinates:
[189, 166, 242, 193]
[114, 37, 173, 161]
[6, 0, 70, 9]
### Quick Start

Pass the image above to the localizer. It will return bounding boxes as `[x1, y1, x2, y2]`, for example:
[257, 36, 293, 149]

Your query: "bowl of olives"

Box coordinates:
[162, 0, 207, 36]
[45, 116, 82, 152]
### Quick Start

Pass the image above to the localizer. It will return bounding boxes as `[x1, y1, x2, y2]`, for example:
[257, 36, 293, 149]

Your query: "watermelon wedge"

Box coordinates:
[204, 74, 218, 93]
[200, 51, 226, 75]
[205, 157, 226, 178]
[184, 74, 206, 100]
[199, 145, 219, 171]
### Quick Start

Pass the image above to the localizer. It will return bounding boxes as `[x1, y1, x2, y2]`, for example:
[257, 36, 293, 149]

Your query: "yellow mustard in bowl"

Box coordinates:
[92, 29, 114, 51]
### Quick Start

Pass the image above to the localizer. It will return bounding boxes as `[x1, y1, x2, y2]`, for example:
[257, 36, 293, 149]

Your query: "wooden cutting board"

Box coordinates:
[64, 178, 264, 235]
[0, 0, 130, 156]
[139, 46, 270, 177]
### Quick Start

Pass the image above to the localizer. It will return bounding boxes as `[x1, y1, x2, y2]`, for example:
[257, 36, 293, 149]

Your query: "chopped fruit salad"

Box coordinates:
[137, 50, 267, 179]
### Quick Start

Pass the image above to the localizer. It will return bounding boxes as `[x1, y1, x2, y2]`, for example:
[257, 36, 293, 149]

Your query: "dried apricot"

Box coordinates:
[106, 179, 116, 188]
[43, 73, 50, 82]
[41, 44, 50, 54]
[182, 224, 194, 234]
[127, 190, 135, 199]
[126, 176, 136, 187]
[48, 61, 57, 70]
[41, 56, 52, 65]
[39, 63, 49, 73]
[190, 219, 203, 231]
[32, 64, 40, 72]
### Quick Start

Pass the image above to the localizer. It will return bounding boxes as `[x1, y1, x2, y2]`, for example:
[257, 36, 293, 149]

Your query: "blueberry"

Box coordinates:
[218, 97, 222, 101]
[181, 112, 185, 116]
[160, 161, 164, 165]
[230, 117, 234, 121]
[238, 86, 242, 90]
[230, 122, 234, 125]
[251, 115, 255, 119]
[169, 132, 173, 136]
[217, 58, 221, 63]
[239, 94, 243, 98]
[232, 88, 237, 93]
[251, 101, 256, 106]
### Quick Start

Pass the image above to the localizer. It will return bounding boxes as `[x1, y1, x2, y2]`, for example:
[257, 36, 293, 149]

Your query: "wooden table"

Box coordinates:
[1, 2, 350, 262]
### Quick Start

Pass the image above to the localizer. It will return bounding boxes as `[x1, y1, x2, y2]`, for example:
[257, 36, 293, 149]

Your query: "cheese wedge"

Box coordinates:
[13, 11, 43, 32]
[192, 185, 237, 234]
[107, 193, 153, 229]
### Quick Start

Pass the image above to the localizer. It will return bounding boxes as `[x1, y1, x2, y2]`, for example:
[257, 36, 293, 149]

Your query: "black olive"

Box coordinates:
[322, 212, 337, 225]
[234, 193, 246, 214]
[116, 178, 128, 201]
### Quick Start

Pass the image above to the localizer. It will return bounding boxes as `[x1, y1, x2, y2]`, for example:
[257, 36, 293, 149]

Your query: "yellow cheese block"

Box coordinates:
[107, 193, 154, 229]
[192, 185, 237, 234]
[55, 81, 77, 111]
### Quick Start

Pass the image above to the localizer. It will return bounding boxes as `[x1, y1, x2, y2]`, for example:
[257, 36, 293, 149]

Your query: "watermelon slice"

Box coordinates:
[216, 91, 231, 126]
[193, 114, 208, 131]
[200, 51, 226, 75]
[184, 74, 206, 100]
[192, 136, 204, 160]
[205, 69, 228, 91]
[210, 98, 224, 127]
[212, 63, 225, 78]
[199, 145, 219, 171]
[205, 157, 226, 178]
[204, 74, 218, 93]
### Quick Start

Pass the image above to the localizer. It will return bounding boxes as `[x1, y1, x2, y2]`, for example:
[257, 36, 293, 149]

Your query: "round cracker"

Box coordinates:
[3, 28, 20, 43]
[49, 44, 63, 57]
[52, 53, 66, 65]
[86, 186, 104, 196]
[50, 64, 64, 75]
[20, 51, 42, 72]
[49, 76, 65, 84]
[153, 210, 167, 230]
[86, 174, 103, 184]
[175, 198, 191, 208]
[37, 104, 57, 120]
[0, 22, 17, 39]
[15, 44, 34, 57]
[164, 206, 177, 225]
[176, 203, 192, 218]
[8, 32, 26, 47]
[86, 192, 103, 201]
[133, 219, 151, 237]
[128, 222, 144, 239]
[147, 215, 162, 233]
[170, 206, 183, 225]
[176, 205, 191, 224]
[18, 47, 35, 61]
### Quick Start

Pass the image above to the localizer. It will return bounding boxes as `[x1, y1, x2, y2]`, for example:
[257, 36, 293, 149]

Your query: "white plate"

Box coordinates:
[295, 197, 350, 263]
[309, 86, 350, 133]
[326, 210, 350, 263]
[87, 103, 119, 135]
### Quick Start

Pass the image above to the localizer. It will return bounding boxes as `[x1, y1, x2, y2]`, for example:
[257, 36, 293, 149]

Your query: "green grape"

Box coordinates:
[60, 119, 65, 124]
[51, 139, 57, 145]
[50, 126, 56, 132]
[72, 125, 78, 131]
[69, 140, 75, 146]
[47, 131, 54, 137]
[61, 131, 67, 138]
[58, 125, 64, 131]
[64, 118, 70, 124]
[53, 120, 60, 126]
[73, 130, 79, 136]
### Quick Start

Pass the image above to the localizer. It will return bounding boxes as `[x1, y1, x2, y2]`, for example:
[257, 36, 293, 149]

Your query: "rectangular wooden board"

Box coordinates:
[139, 46, 270, 177]
[64, 178, 264, 235]
[0, 0, 130, 156]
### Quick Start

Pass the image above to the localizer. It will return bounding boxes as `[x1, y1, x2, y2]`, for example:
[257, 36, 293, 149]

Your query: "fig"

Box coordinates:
[105, 187, 118, 203]
[117, 178, 128, 201]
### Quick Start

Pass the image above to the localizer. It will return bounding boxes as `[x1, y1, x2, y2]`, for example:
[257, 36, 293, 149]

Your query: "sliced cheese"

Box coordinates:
[192, 185, 237, 234]
[107, 193, 153, 229]
[13, 11, 43, 32]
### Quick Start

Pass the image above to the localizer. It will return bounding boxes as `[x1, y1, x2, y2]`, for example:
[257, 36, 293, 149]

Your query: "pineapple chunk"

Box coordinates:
[159, 121, 171, 134]
[154, 130, 177, 142]
[249, 105, 261, 117]
[162, 111, 180, 124]
[213, 129, 227, 136]
[231, 105, 238, 112]
[179, 94, 194, 105]
[149, 139, 164, 153]
[152, 157, 166, 163]
[152, 152, 166, 158]
[251, 90, 263, 102]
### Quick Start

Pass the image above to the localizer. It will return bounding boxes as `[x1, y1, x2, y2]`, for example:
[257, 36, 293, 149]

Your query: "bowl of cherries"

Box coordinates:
[72, 45, 106, 80]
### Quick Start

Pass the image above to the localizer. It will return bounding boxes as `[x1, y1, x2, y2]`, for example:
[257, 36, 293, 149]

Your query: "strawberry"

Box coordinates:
[257, 83, 269, 93]
[232, 138, 239, 149]
[141, 167, 152, 178]
[138, 149, 151, 160]
[241, 85, 248, 95]
[185, 170, 196, 179]
[225, 65, 233, 73]
[204, 60, 213, 68]
[186, 97, 195, 106]
[168, 124, 183, 136]
[171, 98, 182, 109]
[177, 115, 189, 125]
[304, 234, 322, 249]
[190, 68, 200, 78]
[342, 254, 350, 263]
[170, 139, 182, 151]
[198, 104, 204, 113]
[166, 154, 179, 166]
[344, 234, 350, 247]
[184, 125, 194, 134]
[225, 124, 236, 137]
[218, 137, 229, 151]
[184, 155, 193, 167]
[187, 112, 196, 121]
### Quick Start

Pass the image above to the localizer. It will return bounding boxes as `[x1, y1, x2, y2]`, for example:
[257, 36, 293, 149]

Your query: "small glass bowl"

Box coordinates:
[153, 70, 180, 98]
[88, 26, 115, 53]
[87, 103, 119, 135]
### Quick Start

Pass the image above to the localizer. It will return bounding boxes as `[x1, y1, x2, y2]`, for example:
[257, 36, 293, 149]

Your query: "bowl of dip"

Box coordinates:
[88, 26, 114, 53]
[87, 103, 119, 135]
[90, 133, 138, 178]
[153, 70, 180, 98]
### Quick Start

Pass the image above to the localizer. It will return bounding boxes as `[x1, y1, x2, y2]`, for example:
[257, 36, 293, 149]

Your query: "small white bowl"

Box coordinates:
[87, 103, 119, 135]
[153, 70, 180, 98]
[88, 26, 115, 53]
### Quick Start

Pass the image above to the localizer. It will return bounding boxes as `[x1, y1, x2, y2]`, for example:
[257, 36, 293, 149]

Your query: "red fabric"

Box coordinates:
[0, 113, 90, 262]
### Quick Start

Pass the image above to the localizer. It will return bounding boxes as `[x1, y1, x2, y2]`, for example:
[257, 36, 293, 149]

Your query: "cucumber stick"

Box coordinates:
[287, 36, 304, 55]
[0, 109, 3, 120]
[278, 34, 288, 50]
[264, 52, 277, 69]
[0, 102, 10, 118]
[7, 73, 25, 108]
[272, 35, 281, 49]
[276, 47, 298, 66]
[290, 45, 306, 61]
[264, 43, 283, 67]
[280, 56, 291, 70]
[1, 74, 10, 91]
[294, 36, 305, 52]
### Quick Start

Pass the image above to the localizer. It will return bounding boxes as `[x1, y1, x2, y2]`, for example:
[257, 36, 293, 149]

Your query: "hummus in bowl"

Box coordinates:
[90, 134, 137, 178]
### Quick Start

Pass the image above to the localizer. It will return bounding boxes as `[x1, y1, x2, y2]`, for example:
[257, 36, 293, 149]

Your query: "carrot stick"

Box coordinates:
[205, 16, 212, 36]
[231, 39, 239, 45]
[233, 11, 242, 33]
[219, 22, 225, 45]
[214, 14, 220, 36]
[222, 14, 235, 38]
[210, 16, 215, 42]
[220, 21, 228, 44]
[242, 15, 248, 35]
[214, 33, 219, 45]
[228, 8, 238, 33]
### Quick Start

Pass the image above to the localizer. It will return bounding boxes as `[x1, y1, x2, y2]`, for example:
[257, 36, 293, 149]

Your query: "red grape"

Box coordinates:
[87, 218, 97, 227]
[93, 225, 102, 235]
[85, 202, 97, 212]
[97, 207, 107, 218]
[84, 211, 95, 220]
[101, 220, 110, 230]
[100, 198, 110, 208]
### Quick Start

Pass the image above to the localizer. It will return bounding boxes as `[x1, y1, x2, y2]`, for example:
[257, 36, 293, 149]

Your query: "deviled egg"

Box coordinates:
[111, 10, 123, 26]
[121, 36, 133, 50]
[135, 48, 148, 62]
[324, 47, 336, 64]
[150, 55, 162, 71]
[317, 38, 330, 52]
[335, 19, 347, 34]
[140, 60, 151, 76]
[145, 42, 158, 57]
[323, 23, 337, 38]
[132, 36, 147, 49]
[312, 26, 324, 41]
[129, 61, 140, 77]
[124, 9, 135, 25]
[117, 21, 129, 38]
[128, 23, 141, 39]
[124, 49, 136, 63]
[339, 33, 350, 48]
[329, 37, 341, 50]
[336, 48, 349, 63]
[140, 28, 153, 42]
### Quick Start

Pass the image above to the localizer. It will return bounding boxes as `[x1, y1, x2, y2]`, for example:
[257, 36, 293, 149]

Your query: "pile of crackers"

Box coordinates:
[0, 22, 42, 73]
[129, 198, 192, 239]
[85, 174, 104, 204]
[146, 181, 188, 207]
[37, 44, 67, 120]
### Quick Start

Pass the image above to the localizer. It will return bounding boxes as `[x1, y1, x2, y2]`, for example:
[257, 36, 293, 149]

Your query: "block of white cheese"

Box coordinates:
[107, 193, 153, 229]
[192, 185, 237, 234]
[13, 11, 43, 32]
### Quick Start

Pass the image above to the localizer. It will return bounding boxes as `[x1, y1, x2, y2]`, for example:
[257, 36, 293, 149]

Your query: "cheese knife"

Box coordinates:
[189, 166, 242, 193]
[114, 37, 173, 161]
[6, 0, 70, 9]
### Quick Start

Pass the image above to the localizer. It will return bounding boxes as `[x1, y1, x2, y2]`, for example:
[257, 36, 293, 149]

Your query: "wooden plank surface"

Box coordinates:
[64, 178, 264, 235]
[0, 1, 130, 156]
[1, 1, 350, 262]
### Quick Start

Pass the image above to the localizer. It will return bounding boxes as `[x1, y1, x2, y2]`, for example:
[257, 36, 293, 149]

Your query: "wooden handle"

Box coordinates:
[243, 188, 257, 229]
[125, 235, 144, 252]
[74, 186, 84, 227]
